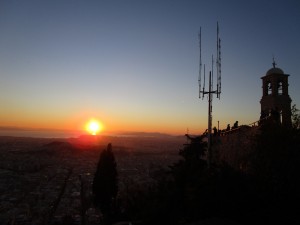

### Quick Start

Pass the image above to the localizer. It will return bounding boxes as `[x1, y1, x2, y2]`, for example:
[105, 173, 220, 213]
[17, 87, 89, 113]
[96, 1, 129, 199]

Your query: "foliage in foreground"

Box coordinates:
[120, 126, 300, 225]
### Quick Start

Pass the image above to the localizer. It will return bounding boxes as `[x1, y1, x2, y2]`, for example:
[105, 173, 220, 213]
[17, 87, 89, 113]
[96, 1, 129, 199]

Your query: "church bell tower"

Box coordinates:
[260, 60, 292, 127]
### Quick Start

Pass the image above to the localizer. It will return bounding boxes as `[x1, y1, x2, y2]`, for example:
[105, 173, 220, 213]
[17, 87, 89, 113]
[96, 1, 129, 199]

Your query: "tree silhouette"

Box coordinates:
[129, 134, 209, 224]
[181, 134, 207, 161]
[93, 143, 118, 224]
[292, 104, 300, 130]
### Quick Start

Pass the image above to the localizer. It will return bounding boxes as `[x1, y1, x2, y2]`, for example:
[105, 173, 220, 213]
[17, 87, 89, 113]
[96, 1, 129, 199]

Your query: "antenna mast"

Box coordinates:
[216, 22, 221, 99]
[198, 22, 222, 168]
[198, 27, 202, 98]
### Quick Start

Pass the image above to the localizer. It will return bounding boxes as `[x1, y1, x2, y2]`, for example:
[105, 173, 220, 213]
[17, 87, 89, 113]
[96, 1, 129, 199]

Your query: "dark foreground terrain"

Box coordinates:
[0, 135, 184, 225]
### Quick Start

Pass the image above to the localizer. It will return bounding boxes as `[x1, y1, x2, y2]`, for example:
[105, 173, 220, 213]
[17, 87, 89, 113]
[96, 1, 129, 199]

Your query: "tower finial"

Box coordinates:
[272, 56, 277, 68]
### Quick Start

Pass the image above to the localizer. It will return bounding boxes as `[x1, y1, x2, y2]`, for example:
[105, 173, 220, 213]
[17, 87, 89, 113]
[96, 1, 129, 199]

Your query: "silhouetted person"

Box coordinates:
[226, 124, 230, 132]
[233, 121, 238, 129]
[218, 129, 221, 136]
[213, 127, 218, 136]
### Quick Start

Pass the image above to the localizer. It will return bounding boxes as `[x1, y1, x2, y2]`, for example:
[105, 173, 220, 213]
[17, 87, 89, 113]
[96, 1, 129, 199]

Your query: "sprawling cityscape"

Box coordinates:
[0, 135, 184, 224]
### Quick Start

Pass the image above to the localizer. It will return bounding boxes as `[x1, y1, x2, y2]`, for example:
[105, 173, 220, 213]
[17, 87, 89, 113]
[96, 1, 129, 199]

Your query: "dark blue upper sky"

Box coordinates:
[1, 0, 299, 134]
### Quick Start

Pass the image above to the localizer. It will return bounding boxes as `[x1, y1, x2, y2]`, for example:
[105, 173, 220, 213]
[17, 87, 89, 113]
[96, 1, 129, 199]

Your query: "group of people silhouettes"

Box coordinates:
[212, 121, 239, 136]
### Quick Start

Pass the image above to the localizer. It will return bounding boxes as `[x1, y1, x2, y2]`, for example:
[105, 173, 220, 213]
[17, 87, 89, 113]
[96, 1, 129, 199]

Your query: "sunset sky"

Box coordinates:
[1, 0, 300, 135]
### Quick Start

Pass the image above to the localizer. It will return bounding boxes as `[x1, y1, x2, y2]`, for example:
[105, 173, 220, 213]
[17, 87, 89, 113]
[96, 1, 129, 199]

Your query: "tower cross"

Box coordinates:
[272, 57, 277, 68]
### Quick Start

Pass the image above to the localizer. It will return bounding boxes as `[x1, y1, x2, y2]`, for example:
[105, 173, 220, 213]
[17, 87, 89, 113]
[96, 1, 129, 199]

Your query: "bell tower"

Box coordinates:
[260, 60, 292, 127]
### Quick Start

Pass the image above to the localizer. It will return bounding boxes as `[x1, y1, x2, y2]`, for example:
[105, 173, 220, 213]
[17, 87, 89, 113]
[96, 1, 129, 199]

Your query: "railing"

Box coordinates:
[220, 115, 271, 136]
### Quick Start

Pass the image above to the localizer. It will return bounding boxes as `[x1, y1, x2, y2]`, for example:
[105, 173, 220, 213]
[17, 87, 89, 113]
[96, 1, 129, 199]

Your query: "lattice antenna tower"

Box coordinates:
[198, 22, 222, 167]
[198, 24, 221, 99]
[198, 27, 202, 98]
[217, 22, 221, 98]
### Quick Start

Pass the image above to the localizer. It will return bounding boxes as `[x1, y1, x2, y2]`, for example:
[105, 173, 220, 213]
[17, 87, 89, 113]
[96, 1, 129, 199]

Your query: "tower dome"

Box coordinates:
[266, 67, 284, 76]
[266, 58, 284, 75]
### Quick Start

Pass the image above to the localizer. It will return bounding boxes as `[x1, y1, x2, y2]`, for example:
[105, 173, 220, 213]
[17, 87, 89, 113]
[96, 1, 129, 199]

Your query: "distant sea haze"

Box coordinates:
[0, 126, 180, 139]
[0, 128, 84, 138]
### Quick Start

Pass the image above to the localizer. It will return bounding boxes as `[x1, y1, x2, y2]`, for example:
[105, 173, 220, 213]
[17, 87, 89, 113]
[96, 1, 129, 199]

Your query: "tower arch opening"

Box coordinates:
[267, 81, 272, 95]
[278, 81, 283, 95]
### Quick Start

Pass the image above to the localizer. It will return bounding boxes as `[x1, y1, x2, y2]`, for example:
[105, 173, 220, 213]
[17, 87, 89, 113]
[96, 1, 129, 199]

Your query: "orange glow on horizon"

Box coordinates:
[0, 110, 206, 136]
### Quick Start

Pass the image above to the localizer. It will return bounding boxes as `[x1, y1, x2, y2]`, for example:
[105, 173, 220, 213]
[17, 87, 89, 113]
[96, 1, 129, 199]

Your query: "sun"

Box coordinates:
[86, 119, 102, 135]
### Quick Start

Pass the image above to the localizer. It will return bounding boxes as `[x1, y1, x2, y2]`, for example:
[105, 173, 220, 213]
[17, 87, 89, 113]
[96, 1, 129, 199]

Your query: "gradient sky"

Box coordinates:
[1, 0, 300, 135]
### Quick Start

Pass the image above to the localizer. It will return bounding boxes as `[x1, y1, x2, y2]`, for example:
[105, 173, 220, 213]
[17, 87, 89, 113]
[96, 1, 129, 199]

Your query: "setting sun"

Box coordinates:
[86, 120, 102, 135]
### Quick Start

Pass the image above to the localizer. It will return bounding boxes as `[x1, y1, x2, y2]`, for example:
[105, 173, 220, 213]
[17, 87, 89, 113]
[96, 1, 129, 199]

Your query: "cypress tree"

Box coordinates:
[93, 143, 118, 223]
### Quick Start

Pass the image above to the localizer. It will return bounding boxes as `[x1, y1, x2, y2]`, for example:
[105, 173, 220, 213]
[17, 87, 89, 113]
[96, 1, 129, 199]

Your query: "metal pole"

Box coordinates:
[207, 72, 212, 168]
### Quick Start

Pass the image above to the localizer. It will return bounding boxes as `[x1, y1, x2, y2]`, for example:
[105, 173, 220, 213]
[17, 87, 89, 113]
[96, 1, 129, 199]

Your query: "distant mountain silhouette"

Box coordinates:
[0, 126, 31, 131]
[115, 131, 176, 138]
